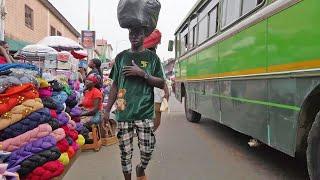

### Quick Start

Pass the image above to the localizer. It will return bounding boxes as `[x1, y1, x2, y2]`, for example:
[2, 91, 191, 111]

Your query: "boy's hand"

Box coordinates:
[122, 60, 145, 77]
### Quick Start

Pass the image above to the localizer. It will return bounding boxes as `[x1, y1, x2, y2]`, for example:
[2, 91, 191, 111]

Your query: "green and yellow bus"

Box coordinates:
[172, 0, 320, 178]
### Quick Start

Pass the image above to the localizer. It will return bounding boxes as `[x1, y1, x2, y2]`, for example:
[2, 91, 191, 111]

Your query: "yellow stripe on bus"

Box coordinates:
[175, 59, 320, 81]
[268, 59, 320, 72]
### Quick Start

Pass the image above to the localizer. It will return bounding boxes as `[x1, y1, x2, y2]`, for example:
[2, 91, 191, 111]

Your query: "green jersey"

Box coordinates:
[110, 49, 165, 122]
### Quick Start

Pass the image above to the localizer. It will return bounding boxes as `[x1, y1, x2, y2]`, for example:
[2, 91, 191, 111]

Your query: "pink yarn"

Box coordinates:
[50, 128, 66, 142]
[38, 87, 53, 98]
[71, 142, 79, 152]
[0, 124, 52, 152]
[67, 120, 76, 130]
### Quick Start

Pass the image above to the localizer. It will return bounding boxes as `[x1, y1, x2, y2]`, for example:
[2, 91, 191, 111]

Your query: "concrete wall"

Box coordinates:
[5, 0, 78, 44]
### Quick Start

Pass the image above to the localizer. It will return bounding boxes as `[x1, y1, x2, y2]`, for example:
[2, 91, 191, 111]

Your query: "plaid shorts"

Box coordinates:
[117, 119, 156, 173]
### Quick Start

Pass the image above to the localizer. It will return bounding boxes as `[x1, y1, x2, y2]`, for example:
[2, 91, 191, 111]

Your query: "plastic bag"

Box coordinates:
[160, 98, 169, 112]
[117, 0, 161, 36]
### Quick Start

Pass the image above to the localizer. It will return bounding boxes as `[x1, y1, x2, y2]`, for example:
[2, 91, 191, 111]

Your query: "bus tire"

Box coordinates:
[184, 94, 201, 123]
[307, 111, 320, 180]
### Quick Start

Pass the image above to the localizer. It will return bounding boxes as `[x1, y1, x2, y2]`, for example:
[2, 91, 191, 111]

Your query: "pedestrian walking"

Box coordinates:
[104, 26, 165, 180]
[143, 29, 170, 131]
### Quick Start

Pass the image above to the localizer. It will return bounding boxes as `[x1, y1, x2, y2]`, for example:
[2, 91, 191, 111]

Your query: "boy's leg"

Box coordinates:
[117, 121, 134, 180]
[135, 119, 156, 176]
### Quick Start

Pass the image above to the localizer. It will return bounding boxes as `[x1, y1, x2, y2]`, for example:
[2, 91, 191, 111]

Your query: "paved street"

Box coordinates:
[65, 97, 309, 180]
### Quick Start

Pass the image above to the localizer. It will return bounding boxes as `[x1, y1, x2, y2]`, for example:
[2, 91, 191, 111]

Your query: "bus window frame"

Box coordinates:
[220, 0, 266, 31]
[188, 15, 198, 51]
[175, 35, 179, 59]
[180, 24, 189, 56]
[208, 5, 219, 38]
[197, 3, 219, 47]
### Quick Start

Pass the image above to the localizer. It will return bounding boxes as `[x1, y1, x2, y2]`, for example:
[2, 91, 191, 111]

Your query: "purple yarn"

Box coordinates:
[7, 135, 56, 168]
[67, 91, 77, 102]
[75, 123, 84, 132]
[57, 112, 69, 126]
[70, 107, 82, 117]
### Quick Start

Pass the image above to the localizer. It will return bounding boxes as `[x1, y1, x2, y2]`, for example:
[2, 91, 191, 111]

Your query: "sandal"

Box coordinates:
[136, 165, 147, 180]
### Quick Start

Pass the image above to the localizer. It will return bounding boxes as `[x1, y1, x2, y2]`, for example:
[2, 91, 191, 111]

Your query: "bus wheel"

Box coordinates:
[307, 111, 320, 180]
[184, 94, 201, 123]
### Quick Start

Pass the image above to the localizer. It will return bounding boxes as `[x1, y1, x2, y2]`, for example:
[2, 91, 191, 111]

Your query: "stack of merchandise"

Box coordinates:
[0, 63, 87, 180]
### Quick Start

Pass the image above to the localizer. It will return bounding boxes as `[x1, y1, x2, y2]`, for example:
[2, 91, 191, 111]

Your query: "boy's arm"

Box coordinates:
[105, 82, 118, 113]
[123, 60, 165, 89]
[104, 82, 118, 120]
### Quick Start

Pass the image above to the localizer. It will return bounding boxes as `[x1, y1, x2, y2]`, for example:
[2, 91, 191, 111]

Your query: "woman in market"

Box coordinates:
[80, 73, 103, 126]
[0, 41, 14, 64]
[87, 58, 103, 89]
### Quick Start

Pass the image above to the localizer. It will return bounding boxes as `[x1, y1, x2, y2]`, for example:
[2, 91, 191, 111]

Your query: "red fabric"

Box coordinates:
[56, 139, 69, 153]
[72, 117, 80, 123]
[71, 50, 87, 59]
[86, 74, 100, 84]
[67, 147, 75, 159]
[143, 29, 162, 49]
[81, 88, 102, 110]
[0, 56, 7, 64]
[25, 160, 64, 180]
[49, 110, 57, 119]
[0, 83, 39, 115]
[62, 126, 78, 141]
[71, 142, 79, 152]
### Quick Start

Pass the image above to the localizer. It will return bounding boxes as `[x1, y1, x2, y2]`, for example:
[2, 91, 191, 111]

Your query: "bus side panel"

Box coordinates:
[218, 21, 268, 143]
[267, 0, 320, 155]
[197, 44, 221, 121]
[174, 61, 182, 101]
[186, 54, 198, 79]
[219, 79, 269, 143]
[186, 82, 197, 111]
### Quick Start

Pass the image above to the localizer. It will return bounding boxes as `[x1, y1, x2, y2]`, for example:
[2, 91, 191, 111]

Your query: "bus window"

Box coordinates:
[188, 28, 194, 49]
[242, 0, 264, 15]
[175, 36, 179, 58]
[189, 17, 198, 49]
[198, 16, 209, 44]
[209, 7, 218, 37]
[180, 26, 189, 55]
[221, 0, 241, 27]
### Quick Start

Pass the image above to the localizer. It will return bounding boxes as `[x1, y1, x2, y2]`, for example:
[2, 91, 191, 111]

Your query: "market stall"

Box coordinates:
[0, 36, 91, 179]
[0, 63, 88, 180]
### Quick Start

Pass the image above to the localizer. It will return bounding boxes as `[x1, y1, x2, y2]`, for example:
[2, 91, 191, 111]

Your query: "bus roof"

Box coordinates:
[174, 0, 207, 35]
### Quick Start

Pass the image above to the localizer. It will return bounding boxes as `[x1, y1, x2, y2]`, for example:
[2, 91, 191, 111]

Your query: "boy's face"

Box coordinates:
[129, 28, 145, 49]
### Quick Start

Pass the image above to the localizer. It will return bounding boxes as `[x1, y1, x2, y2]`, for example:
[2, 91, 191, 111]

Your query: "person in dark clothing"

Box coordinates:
[88, 58, 103, 89]
[104, 26, 165, 180]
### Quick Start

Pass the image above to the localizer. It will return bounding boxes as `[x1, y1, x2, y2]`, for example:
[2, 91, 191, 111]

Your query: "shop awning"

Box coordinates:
[5, 38, 31, 51]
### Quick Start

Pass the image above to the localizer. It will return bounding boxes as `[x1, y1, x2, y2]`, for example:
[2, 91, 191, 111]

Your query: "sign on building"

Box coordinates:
[81, 30, 96, 49]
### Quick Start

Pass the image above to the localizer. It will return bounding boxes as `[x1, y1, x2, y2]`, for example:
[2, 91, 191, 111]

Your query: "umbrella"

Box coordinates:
[71, 50, 87, 59]
[37, 36, 83, 50]
[21, 44, 57, 55]
[19, 44, 57, 62]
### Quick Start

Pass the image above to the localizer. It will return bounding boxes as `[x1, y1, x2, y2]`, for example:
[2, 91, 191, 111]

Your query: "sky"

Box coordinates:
[49, 0, 198, 61]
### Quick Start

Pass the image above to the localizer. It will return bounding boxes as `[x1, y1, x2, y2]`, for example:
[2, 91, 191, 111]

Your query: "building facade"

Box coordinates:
[95, 39, 113, 63]
[4, 0, 80, 51]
